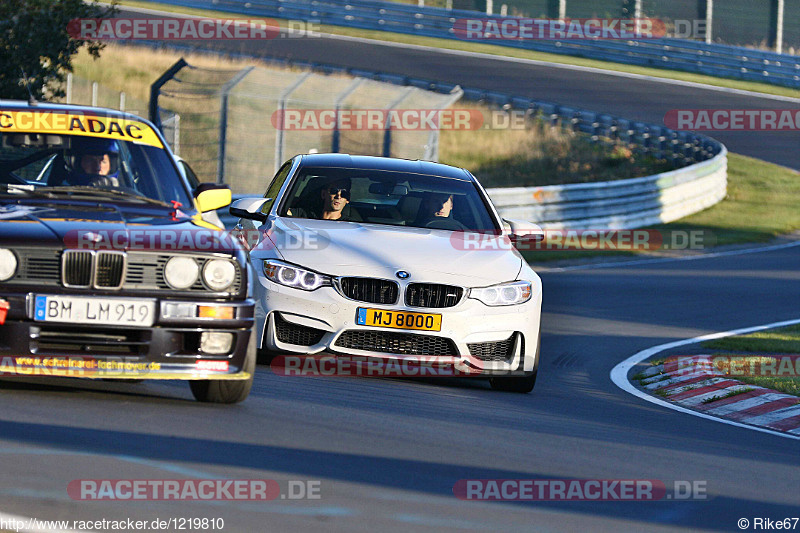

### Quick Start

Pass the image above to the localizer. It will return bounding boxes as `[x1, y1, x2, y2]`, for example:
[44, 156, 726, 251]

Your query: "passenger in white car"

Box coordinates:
[416, 192, 468, 230]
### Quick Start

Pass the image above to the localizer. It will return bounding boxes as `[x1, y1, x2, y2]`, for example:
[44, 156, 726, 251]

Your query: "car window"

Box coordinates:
[179, 160, 200, 189]
[281, 167, 499, 231]
[260, 161, 293, 215]
[0, 112, 192, 207]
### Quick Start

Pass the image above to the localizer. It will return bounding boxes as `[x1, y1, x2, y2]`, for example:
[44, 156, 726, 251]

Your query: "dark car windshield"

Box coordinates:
[280, 167, 500, 232]
[0, 129, 192, 207]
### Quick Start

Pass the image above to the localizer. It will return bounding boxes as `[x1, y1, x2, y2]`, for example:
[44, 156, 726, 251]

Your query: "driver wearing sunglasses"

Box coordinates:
[288, 177, 362, 222]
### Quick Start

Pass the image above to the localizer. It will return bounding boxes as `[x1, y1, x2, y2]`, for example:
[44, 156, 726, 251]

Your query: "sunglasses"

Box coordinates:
[326, 187, 350, 197]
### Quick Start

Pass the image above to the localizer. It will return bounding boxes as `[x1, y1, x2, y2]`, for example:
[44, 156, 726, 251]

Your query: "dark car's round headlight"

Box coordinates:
[164, 256, 199, 289]
[203, 259, 236, 291]
[0, 249, 17, 281]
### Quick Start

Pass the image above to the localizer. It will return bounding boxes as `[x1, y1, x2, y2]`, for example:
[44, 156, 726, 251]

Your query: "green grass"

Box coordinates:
[701, 324, 800, 397]
[649, 153, 800, 246]
[441, 127, 674, 187]
[701, 387, 753, 404]
[118, 0, 800, 99]
[734, 377, 800, 397]
[702, 324, 800, 353]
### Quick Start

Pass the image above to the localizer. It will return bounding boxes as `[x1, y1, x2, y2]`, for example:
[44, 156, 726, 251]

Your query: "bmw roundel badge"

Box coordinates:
[396, 270, 410, 279]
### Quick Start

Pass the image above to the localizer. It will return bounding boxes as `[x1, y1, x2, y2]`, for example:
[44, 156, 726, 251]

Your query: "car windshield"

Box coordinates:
[0, 115, 192, 207]
[280, 167, 500, 232]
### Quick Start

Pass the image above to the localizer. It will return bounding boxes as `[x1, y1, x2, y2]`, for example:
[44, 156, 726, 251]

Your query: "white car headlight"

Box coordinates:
[164, 256, 199, 289]
[203, 259, 236, 291]
[0, 249, 17, 281]
[263, 260, 330, 291]
[469, 281, 532, 306]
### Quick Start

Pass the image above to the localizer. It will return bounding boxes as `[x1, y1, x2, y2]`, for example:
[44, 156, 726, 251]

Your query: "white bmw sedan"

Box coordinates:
[231, 154, 542, 392]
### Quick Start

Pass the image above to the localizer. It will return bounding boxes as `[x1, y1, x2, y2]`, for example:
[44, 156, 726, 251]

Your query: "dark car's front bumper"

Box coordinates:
[0, 295, 255, 380]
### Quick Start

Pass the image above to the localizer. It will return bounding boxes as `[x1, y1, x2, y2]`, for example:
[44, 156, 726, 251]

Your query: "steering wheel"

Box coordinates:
[425, 217, 468, 231]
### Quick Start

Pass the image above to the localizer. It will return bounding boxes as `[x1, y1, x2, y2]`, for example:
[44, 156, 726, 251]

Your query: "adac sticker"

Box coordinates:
[0, 111, 164, 148]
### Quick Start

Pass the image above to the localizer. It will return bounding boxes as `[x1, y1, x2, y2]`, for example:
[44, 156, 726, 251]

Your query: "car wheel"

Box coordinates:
[489, 370, 537, 393]
[189, 331, 256, 404]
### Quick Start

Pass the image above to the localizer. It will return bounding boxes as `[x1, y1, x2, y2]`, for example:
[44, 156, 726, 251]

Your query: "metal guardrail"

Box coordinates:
[153, 0, 800, 89]
[487, 146, 727, 230]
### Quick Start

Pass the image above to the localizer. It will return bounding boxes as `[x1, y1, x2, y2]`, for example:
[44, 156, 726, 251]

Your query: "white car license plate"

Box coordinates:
[34, 295, 156, 327]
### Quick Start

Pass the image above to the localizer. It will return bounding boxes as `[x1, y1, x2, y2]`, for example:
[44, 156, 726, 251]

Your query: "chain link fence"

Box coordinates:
[59, 73, 149, 117]
[151, 62, 463, 195]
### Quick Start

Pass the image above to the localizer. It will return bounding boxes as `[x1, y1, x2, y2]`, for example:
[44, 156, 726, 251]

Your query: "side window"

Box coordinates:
[179, 160, 199, 189]
[261, 162, 293, 214]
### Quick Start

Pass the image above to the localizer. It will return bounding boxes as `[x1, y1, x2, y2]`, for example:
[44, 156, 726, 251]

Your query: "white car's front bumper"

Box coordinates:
[253, 270, 541, 375]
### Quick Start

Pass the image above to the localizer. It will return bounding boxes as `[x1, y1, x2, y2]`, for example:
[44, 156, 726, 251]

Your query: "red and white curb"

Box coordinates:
[611, 318, 800, 441]
[639, 356, 800, 435]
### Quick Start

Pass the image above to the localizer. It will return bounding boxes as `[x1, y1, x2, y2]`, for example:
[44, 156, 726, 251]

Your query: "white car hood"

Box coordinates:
[265, 217, 523, 285]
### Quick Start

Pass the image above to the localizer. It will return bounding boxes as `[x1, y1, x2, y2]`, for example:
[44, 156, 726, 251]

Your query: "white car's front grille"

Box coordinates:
[405, 283, 463, 308]
[334, 330, 459, 356]
[337, 277, 399, 304]
[467, 333, 516, 362]
[274, 314, 325, 346]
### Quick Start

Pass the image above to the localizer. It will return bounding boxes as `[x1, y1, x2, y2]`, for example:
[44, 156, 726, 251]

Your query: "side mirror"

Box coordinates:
[503, 218, 545, 246]
[230, 197, 271, 223]
[194, 183, 232, 213]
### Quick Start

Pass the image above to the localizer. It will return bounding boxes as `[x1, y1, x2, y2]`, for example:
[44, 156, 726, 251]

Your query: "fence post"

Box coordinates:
[91, 82, 98, 107]
[769, 0, 785, 54]
[332, 78, 366, 153]
[698, 0, 713, 44]
[119, 92, 126, 112]
[217, 66, 254, 185]
[149, 58, 188, 130]
[275, 72, 312, 175]
[425, 85, 464, 162]
[66, 73, 72, 104]
[547, 0, 566, 19]
[383, 87, 414, 158]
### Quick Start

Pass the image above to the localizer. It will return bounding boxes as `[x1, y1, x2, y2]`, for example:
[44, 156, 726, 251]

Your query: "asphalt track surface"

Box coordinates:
[2, 10, 799, 532]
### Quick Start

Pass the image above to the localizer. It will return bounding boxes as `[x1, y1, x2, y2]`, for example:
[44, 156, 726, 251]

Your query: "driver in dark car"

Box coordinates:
[50, 138, 121, 187]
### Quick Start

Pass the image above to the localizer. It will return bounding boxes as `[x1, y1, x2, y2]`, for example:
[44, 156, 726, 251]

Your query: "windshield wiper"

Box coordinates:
[32, 186, 173, 207]
[0, 183, 38, 195]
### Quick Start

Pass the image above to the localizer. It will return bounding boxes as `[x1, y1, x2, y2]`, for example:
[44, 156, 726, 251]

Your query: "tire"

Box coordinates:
[189, 331, 256, 404]
[489, 370, 537, 393]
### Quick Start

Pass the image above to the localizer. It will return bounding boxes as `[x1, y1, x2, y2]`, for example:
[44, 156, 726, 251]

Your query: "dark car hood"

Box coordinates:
[0, 202, 217, 251]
